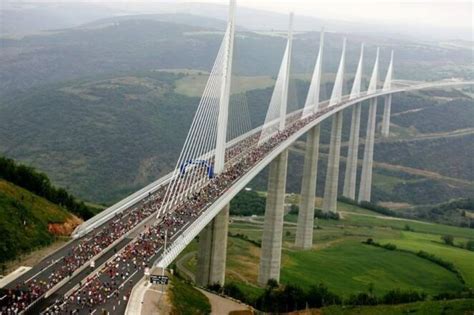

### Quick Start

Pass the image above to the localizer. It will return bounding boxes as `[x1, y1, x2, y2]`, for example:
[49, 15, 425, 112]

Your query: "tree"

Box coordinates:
[465, 240, 474, 251]
[441, 235, 454, 246]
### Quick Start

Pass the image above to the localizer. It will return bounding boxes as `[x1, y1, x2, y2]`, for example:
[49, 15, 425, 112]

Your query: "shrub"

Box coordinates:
[382, 289, 427, 304]
[465, 240, 474, 251]
[441, 234, 454, 246]
[346, 292, 378, 305]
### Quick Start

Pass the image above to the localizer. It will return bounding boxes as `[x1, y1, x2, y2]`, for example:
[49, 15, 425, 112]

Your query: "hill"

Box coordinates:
[0, 68, 472, 209]
[174, 198, 474, 313]
[0, 179, 81, 265]
[1, 17, 472, 96]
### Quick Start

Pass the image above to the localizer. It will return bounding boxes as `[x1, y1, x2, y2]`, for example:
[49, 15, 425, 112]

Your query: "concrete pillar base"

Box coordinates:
[343, 103, 361, 200]
[196, 204, 229, 287]
[381, 94, 392, 138]
[322, 111, 343, 212]
[358, 98, 378, 202]
[295, 125, 320, 250]
[258, 150, 288, 286]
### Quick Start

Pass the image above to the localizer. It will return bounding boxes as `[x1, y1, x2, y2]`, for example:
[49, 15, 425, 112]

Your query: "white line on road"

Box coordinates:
[25, 256, 64, 283]
[119, 270, 138, 289]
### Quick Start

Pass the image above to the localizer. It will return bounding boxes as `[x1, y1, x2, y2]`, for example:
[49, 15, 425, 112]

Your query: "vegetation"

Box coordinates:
[0, 156, 94, 219]
[0, 179, 76, 264]
[408, 198, 474, 228]
[322, 298, 474, 315]
[230, 190, 266, 216]
[169, 275, 211, 315]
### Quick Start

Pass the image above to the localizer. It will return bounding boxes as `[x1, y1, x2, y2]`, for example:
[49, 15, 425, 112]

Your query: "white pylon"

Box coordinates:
[383, 50, 394, 92]
[367, 47, 380, 95]
[329, 38, 347, 106]
[214, 0, 236, 174]
[258, 12, 294, 144]
[349, 43, 364, 100]
[279, 12, 294, 131]
[302, 28, 324, 117]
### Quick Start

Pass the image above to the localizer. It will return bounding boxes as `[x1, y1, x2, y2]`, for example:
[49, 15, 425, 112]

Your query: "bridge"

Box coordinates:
[1, 1, 472, 314]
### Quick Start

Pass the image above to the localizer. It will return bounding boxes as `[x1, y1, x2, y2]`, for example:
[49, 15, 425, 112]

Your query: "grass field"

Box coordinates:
[174, 199, 474, 312]
[232, 202, 473, 296]
[169, 275, 211, 315]
[174, 73, 275, 97]
[379, 231, 474, 288]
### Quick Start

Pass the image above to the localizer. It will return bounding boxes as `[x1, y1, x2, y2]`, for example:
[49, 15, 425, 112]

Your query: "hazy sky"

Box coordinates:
[7, 0, 473, 31]
[181, 0, 472, 30]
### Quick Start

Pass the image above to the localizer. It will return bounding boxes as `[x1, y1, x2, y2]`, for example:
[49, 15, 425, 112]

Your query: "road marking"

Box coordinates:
[25, 256, 64, 283]
[0, 295, 6, 300]
[91, 309, 97, 314]
[119, 270, 138, 289]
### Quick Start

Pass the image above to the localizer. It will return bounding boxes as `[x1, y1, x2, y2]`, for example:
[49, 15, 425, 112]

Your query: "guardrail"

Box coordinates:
[152, 80, 474, 269]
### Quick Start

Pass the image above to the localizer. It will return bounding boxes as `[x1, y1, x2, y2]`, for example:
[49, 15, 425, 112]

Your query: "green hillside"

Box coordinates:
[1, 69, 472, 209]
[0, 179, 81, 264]
[175, 199, 474, 312]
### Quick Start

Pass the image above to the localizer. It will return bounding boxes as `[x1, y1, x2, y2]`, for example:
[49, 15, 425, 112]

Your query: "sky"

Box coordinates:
[180, 0, 472, 30]
[6, 0, 473, 33]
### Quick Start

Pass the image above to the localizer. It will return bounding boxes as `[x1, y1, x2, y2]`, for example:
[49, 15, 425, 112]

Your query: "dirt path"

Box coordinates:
[197, 288, 252, 315]
[290, 148, 472, 187]
[340, 211, 434, 225]
[300, 127, 474, 151]
[176, 251, 196, 282]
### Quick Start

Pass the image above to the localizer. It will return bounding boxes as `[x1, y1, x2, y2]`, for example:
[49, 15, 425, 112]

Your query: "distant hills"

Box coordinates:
[0, 12, 472, 223]
[1, 17, 472, 98]
[2, 2, 470, 40]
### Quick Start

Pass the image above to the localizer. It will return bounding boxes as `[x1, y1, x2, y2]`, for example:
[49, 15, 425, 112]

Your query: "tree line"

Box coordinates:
[0, 156, 94, 219]
[205, 279, 464, 313]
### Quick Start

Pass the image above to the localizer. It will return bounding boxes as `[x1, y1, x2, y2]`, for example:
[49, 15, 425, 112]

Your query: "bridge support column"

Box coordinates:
[295, 125, 320, 249]
[322, 111, 343, 212]
[343, 103, 362, 200]
[196, 204, 229, 287]
[381, 94, 392, 137]
[358, 98, 378, 202]
[258, 150, 288, 286]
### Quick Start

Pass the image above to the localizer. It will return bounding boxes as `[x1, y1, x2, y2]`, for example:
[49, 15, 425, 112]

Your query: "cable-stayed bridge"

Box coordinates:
[1, 1, 473, 314]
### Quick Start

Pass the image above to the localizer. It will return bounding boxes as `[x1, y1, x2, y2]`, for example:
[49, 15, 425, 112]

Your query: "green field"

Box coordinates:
[168, 275, 211, 314]
[174, 73, 275, 97]
[172, 200, 474, 315]
[176, 200, 474, 307]
[280, 241, 463, 297]
[380, 232, 474, 288]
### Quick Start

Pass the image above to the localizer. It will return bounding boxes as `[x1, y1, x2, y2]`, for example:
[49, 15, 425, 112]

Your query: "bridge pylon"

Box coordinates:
[196, 0, 236, 287]
[295, 29, 325, 249]
[343, 43, 364, 200]
[381, 50, 394, 138]
[258, 12, 293, 285]
[358, 48, 380, 202]
[323, 38, 346, 212]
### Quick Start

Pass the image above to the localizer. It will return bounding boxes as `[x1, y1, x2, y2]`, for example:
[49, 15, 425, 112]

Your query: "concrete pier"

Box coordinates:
[322, 111, 343, 212]
[358, 98, 378, 202]
[343, 103, 362, 200]
[196, 204, 230, 286]
[295, 125, 320, 249]
[258, 150, 288, 285]
[381, 94, 392, 137]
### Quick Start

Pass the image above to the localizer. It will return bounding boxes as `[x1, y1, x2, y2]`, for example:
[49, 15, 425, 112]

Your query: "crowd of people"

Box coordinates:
[1, 100, 339, 315]
[41, 102, 338, 314]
